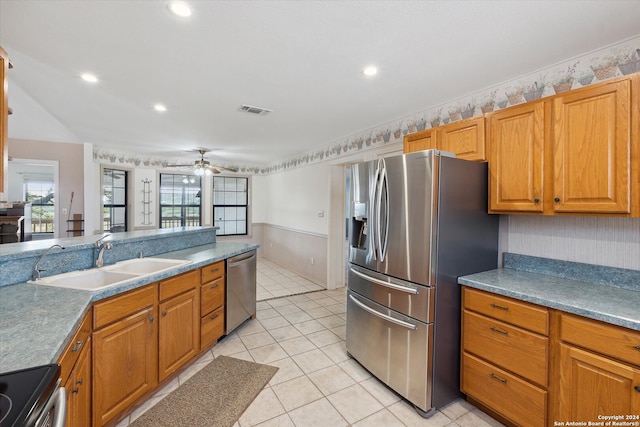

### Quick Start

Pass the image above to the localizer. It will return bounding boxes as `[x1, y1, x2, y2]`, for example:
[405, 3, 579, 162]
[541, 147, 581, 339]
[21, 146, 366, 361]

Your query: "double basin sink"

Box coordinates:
[30, 258, 192, 291]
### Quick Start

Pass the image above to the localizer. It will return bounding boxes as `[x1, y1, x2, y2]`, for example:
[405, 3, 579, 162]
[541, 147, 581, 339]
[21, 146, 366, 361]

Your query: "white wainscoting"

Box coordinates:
[501, 215, 640, 270]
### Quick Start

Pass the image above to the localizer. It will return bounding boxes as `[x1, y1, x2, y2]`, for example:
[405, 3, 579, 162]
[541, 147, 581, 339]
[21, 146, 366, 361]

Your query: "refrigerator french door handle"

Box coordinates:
[349, 267, 419, 294]
[349, 294, 417, 330]
[379, 162, 389, 262]
[370, 163, 380, 260]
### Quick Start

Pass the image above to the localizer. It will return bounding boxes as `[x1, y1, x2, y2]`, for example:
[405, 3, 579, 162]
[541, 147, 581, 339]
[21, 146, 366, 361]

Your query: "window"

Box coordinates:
[160, 174, 201, 228]
[25, 178, 55, 235]
[213, 176, 248, 235]
[103, 168, 128, 233]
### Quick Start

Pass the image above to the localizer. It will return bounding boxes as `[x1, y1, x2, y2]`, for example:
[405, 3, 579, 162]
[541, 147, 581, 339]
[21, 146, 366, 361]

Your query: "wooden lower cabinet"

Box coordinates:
[65, 335, 92, 427]
[92, 285, 158, 427]
[558, 344, 640, 422]
[159, 288, 199, 381]
[461, 287, 549, 426]
[200, 261, 226, 349]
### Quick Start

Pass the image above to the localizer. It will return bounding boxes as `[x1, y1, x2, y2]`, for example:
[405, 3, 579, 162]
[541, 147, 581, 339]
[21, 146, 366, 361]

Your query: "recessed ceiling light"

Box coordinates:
[81, 73, 99, 83]
[168, 1, 192, 17]
[154, 103, 167, 112]
[362, 65, 378, 77]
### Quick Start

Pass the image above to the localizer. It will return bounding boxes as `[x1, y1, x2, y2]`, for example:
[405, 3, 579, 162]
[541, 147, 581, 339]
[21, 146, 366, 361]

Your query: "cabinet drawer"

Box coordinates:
[59, 310, 92, 383]
[94, 284, 157, 330]
[159, 269, 199, 301]
[462, 352, 547, 427]
[463, 287, 549, 335]
[201, 276, 225, 315]
[561, 313, 640, 367]
[201, 306, 224, 349]
[463, 310, 548, 387]
[201, 261, 225, 283]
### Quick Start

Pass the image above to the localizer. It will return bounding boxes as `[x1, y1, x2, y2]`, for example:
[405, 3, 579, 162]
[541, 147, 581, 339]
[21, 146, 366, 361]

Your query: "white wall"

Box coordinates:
[257, 162, 330, 235]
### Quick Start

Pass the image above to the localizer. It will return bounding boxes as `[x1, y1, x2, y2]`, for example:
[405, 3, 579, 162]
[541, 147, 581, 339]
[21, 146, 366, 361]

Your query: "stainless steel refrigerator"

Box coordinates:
[346, 150, 498, 417]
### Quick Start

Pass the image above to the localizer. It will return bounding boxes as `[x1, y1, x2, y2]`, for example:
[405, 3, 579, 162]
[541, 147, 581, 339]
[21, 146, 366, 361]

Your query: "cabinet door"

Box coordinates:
[438, 117, 486, 161]
[159, 289, 199, 381]
[552, 79, 631, 213]
[558, 344, 640, 422]
[403, 128, 436, 153]
[93, 307, 157, 427]
[488, 101, 544, 212]
[65, 336, 92, 427]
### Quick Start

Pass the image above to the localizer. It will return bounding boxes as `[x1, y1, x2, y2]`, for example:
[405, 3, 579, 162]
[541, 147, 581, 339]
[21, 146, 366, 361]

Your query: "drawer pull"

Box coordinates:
[634, 345, 640, 351]
[490, 327, 508, 336]
[635, 386, 640, 393]
[210, 314, 219, 320]
[210, 284, 219, 289]
[489, 373, 507, 384]
[71, 340, 84, 352]
[490, 303, 509, 311]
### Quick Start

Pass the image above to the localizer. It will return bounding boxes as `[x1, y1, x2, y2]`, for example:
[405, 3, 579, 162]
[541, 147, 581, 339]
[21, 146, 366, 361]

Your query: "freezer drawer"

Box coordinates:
[348, 264, 434, 324]
[346, 290, 434, 412]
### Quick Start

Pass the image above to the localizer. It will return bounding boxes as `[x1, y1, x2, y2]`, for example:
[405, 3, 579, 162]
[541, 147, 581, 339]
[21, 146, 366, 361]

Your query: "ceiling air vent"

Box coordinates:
[239, 104, 272, 116]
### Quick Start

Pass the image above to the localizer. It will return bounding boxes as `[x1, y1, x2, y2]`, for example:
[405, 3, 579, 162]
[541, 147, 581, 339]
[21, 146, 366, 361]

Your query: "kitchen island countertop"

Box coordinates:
[0, 241, 258, 373]
[458, 267, 640, 331]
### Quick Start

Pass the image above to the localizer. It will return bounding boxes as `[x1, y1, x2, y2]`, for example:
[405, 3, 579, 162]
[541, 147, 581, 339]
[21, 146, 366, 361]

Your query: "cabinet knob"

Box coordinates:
[71, 340, 83, 352]
[635, 386, 640, 393]
[162, 311, 167, 317]
[633, 345, 640, 351]
[533, 198, 540, 203]
[554, 197, 560, 203]
[72, 388, 79, 394]
[149, 316, 154, 323]
[76, 378, 83, 386]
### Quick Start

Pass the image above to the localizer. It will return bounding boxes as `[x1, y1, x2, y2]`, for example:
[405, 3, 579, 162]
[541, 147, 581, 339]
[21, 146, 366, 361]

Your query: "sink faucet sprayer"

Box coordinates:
[32, 244, 65, 281]
[94, 234, 112, 268]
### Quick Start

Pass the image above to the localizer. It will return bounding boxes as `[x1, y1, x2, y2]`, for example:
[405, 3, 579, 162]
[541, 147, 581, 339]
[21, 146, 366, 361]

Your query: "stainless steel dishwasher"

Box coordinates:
[226, 250, 257, 334]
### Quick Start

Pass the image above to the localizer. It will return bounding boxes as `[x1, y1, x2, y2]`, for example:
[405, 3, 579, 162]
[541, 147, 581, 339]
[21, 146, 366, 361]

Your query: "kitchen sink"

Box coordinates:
[104, 258, 190, 275]
[30, 257, 192, 291]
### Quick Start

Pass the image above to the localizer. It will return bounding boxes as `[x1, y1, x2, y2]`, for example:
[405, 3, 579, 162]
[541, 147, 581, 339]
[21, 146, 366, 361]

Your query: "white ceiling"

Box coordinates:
[1, 0, 640, 167]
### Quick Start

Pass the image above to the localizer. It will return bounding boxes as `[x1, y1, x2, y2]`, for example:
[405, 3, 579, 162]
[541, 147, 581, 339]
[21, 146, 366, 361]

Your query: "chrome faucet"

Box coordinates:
[94, 234, 112, 268]
[32, 244, 65, 281]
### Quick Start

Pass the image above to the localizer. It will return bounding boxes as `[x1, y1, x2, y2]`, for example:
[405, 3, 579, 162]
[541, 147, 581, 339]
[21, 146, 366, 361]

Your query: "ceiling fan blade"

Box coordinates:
[165, 164, 194, 167]
[214, 165, 239, 172]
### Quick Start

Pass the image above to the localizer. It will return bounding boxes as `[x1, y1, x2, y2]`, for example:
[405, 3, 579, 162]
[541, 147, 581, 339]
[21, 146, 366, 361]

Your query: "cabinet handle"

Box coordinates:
[210, 314, 219, 320]
[210, 284, 219, 289]
[72, 388, 79, 394]
[554, 197, 560, 203]
[76, 378, 83, 386]
[635, 386, 640, 393]
[149, 316, 154, 323]
[162, 311, 167, 317]
[71, 340, 84, 352]
[533, 198, 540, 203]
[490, 327, 508, 336]
[490, 303, 509, 311]
[489, 373, 507, 384]
[633, 345, 640, 351]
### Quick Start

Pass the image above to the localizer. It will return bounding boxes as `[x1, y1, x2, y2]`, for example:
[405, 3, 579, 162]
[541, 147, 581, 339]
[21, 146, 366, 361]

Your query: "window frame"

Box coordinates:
[159, 173, 202, 228]
[212, 176, 249, 236]
[102, 168, 129, 233]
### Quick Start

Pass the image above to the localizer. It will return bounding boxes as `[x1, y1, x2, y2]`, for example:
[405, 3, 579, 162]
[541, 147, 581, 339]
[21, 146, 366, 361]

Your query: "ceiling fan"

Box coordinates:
[167, 149, 238, 176]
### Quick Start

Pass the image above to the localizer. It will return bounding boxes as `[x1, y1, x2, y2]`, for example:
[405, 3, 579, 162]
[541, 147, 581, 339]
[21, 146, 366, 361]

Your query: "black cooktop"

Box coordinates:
[0, 364, 60, 427]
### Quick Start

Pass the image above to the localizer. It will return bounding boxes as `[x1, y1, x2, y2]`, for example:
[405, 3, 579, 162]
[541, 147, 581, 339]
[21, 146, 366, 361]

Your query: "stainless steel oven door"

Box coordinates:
[34, 384, 66, 427]
[348, 264, 434, 324]
[346, 290, 434, 412]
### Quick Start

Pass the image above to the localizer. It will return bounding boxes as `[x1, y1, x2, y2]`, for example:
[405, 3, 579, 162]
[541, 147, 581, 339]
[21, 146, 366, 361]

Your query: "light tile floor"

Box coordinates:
[117, 264, 504, 427]
[257, 258, 325, 301]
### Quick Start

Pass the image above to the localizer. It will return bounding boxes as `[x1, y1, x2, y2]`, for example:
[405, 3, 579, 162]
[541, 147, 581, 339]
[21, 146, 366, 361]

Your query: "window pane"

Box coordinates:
[224, 191, 236, 205]
[236, 207, 246, 220]
[212, 176, 247, 236]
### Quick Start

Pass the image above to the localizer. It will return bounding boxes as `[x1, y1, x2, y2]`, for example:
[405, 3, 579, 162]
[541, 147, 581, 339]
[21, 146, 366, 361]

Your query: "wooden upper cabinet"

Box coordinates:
[437, 117, 486, 161]
[552, 79, 631, 214]
[404, 117, 486, 161]
[488, 101, 545, 212]
[0, 45, 9, 195]
[403, 128, 436, 153]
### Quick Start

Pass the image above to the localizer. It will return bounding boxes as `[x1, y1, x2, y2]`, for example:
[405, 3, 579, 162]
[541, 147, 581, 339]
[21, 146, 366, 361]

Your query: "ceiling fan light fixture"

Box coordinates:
[193, 166, 205, 176]
[168, 1, 192, 18]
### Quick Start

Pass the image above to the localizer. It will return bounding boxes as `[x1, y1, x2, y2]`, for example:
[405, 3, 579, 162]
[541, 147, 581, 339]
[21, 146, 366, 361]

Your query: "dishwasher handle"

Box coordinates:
[228, 252, 256, 268]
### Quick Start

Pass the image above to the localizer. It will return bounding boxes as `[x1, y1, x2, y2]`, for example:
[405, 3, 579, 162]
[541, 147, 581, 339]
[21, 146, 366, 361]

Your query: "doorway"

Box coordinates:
[7, 158, 60, 240]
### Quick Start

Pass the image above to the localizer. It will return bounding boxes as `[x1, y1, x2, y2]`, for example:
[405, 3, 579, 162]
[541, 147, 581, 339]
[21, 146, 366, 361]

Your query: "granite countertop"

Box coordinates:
[0, 242, 258, 373]
[458, 268, 640, 331]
